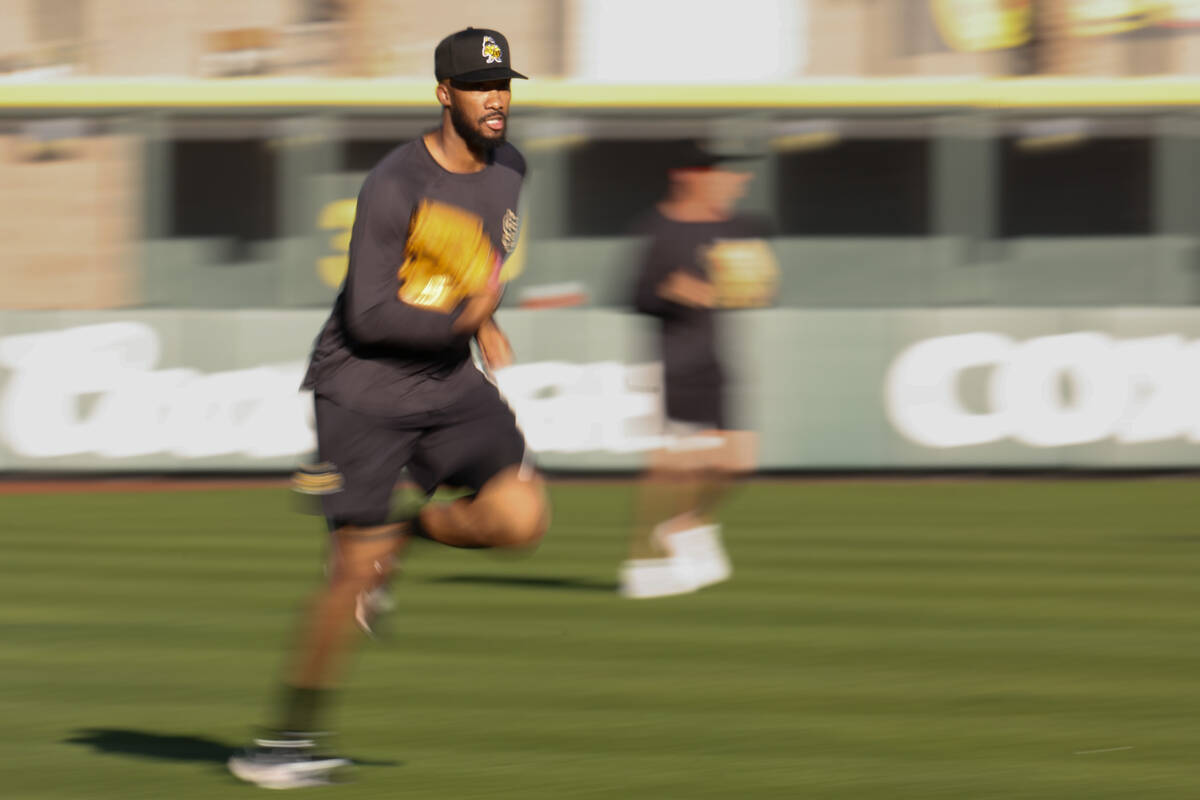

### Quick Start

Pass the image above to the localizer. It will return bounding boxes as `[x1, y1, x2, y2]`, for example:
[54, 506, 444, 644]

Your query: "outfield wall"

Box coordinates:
[2, 307, 1200, 472]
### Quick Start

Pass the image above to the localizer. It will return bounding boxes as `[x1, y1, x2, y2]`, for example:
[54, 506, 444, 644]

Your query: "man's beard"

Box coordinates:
[450, 102, 504, 154]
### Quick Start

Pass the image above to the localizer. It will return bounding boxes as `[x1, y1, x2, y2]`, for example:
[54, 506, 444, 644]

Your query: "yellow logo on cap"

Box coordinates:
[482, 35, 503, 64]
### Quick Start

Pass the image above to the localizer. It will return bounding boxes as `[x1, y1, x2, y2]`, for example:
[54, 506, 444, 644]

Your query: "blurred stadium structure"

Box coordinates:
[4, 0, 1200, 472]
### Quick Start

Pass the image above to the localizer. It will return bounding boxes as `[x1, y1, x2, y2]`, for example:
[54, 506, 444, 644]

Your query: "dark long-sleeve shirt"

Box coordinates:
[302, 137, 525, 418]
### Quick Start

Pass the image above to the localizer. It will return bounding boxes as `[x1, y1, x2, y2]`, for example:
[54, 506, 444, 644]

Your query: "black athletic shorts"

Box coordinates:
[663, 378, 726, 430]
[314, 383, 528, 529]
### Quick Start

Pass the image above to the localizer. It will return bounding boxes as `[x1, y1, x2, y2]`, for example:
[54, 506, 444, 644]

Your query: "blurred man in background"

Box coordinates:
[228, 27, 549, 789]
[621, 141, 778, 599]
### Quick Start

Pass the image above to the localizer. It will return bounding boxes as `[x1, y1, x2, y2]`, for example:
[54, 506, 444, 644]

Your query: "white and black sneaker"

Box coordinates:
[228, 736, 350, 790]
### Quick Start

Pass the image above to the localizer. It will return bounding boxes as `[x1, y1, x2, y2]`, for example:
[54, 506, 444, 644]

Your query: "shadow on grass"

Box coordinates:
[63, 728, 400, 767]
[426, 574, 618, 592]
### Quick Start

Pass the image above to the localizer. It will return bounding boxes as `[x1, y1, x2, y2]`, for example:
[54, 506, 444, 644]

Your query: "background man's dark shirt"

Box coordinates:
[632, 208, 769, 394]
[302, 138, 525, 419]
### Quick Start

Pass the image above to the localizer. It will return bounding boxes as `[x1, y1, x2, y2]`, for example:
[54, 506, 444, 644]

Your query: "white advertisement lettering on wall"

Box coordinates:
[492, 362, 666, 454]
[0, 323, 314, 460]
[3, 314, 1200, 470]
[0, 323, 669, 465]
[885, 332, 1200, 448]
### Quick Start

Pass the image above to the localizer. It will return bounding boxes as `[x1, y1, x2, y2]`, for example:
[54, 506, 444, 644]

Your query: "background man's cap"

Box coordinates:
[435, 27, 528, 83]
[668, 139, 762, 171]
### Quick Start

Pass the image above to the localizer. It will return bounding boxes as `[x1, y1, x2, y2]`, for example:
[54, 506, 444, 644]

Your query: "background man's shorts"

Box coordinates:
[314, 385, 528, 529]
[663, 379, 726, 431]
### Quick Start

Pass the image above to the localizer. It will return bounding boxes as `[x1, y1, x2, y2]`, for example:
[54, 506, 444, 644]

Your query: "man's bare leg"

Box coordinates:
[415, 465, 550, 550]
[636, 438, 728, 554]
[227, 524, 406, 788]
[286, 465, 547, 692]
[630, 461, 695, 559]
[673, 430, 757, 528]
[265, 466, 549, 744]
[288, 526, 407, 692]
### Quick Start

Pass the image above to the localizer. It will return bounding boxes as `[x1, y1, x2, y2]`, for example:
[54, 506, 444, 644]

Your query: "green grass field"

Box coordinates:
[2, 479, 1198, 799]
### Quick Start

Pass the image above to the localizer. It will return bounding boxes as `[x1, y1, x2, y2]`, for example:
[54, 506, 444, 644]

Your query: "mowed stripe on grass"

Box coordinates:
[1, 480, 1198, 799]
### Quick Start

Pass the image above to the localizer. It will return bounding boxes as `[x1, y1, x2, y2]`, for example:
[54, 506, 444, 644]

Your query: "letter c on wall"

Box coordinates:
[885, 332, 1015, 448]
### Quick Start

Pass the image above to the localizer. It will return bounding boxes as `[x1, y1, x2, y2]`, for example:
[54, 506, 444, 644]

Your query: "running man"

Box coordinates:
[229, 27, 549, 789]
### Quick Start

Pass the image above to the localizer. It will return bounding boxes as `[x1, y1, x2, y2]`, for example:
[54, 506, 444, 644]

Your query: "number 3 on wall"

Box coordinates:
[317, 198, 356, 288]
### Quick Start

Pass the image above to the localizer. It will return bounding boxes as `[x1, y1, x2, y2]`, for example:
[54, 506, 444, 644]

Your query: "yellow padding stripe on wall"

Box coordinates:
[1, 78, 1199, 110]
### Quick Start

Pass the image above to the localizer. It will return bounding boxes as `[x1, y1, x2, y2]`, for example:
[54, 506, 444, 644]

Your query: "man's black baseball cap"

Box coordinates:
[435, 27, 528, 83]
